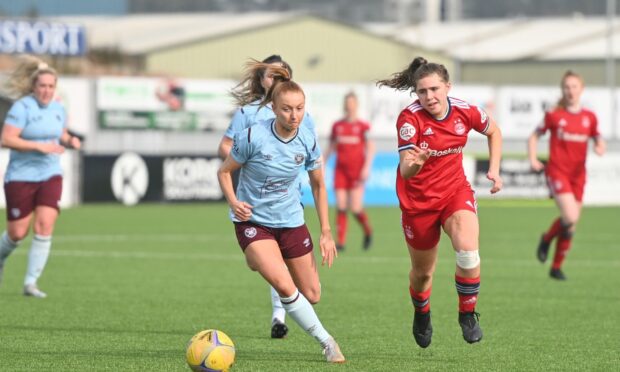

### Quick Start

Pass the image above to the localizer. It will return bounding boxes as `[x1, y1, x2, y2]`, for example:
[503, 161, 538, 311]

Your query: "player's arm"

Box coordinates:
[361, 136, 375, 182]
[217, 154, 252, 221]
[217, 136, 233, 159]
[483, 118, 503, 194]
[59, 128, 81, 150]
[527, 129, 545, 172]
[593, 135, 606, 156]
[1, 124, 64, 154]
[399, 146, 429, 179]
[308, 166, 337, 268]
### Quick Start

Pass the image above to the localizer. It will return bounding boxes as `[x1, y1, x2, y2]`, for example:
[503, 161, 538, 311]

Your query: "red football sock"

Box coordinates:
[543, 218, 562, 243]
[354, 210, 372, 236]
[455, 275, 480, 313]
[336, 210, 348, 246]
[409, 286, 431, 313]
[552, 236, 572, 270]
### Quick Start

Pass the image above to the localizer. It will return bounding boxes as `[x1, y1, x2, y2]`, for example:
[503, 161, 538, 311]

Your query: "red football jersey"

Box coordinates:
[396, 97, 490, 213]
[537, 108, 599, 177]
[330, 119, 370, 172]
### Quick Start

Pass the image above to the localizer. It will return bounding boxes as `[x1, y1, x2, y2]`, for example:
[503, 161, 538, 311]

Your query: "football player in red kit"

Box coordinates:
[324, 92, 374, 251]
[528, 70, 606, 281]
[377, 57, 503, 348]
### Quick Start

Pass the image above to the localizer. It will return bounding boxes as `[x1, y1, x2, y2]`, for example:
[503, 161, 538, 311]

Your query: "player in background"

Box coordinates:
[528, 70, 606, 280]
[323, 92, 374, 251]
[217, 63, 345, 363]
[377, 57, 502, 348]
[217, 55, 317, 339]
[0, 56, 81, 298]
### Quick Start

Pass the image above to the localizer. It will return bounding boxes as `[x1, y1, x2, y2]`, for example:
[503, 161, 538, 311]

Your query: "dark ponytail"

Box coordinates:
[377, 56, 449, 92]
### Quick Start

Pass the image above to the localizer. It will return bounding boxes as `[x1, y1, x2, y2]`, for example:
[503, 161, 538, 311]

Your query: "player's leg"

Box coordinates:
[280, 224, 344, 362]
[0, 216, 31, 285]
[538, 173, 574, 263]
[443, 192, 482, 344]
[23, 206, 59, 298]
[1, 181, 37, 285]
[402, 212, 440, 348]
[23, 177, 63, 298]
[334, 187, 349, 252]
[549, 192, 582, 280]
[350, 183, 372, 250]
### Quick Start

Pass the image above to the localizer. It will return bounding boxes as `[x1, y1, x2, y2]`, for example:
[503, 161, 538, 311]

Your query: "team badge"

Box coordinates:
[404, 224, 414, 239]
[244, 227, 257, 238]
[454, 119, 466, 135]
[294, 154, 305, 164]
[420, 141, 429, 149]
[582, 117, 590, 128]
[477, 107, 488, 124]
[400, 123, 416, 141]
[10, 208, 20, 219]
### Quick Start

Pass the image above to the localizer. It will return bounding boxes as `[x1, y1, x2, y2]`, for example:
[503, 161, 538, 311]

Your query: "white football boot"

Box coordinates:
[322, 337, 345, 363]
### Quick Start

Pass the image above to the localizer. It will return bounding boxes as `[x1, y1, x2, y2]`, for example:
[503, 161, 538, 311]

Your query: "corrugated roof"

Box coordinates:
[365, 17, 620, 61]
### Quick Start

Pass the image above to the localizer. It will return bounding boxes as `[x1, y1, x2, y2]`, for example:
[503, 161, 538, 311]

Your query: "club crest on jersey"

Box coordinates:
[454, 119, 466, 135]
[420, 141, 429, 149]
[582, 117, 590, 128]
[559, 119, 567, 127]
[244, 227, 257, 238]
[400, 123, 416, 140]
[294, 154, 305, 164]
[477, 107, 488, 124]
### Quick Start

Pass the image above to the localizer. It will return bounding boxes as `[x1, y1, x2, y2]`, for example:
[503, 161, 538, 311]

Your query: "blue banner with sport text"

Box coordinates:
[0, 20, 86, 56]
[300, 152, 400, 207]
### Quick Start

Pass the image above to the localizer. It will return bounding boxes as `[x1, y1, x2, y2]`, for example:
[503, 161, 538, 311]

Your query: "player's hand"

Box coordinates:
[487, 171, 503, 194]
[360, 167, 370, 182]
[38, 142, 65, 154]
[594, 141, 606, 156]
[319, 230, 337, 268]
[404, 146, 430, 167]
[530, 158, 545, 172]
[69, 136, 82, 150]
[231, 200, 253, 221]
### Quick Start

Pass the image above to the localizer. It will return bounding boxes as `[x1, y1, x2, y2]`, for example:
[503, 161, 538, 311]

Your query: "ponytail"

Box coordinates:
[376, 56, 449, 92]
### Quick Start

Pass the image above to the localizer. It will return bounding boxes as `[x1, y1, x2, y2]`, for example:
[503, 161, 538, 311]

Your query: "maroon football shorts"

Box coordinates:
[401, 188, 477, 250]
[4, 175, 63, 221]
[234, 221, 314, 259]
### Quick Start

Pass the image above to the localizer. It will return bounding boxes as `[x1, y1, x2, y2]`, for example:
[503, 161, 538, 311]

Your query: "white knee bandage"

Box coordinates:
[455, 250, 480, 270]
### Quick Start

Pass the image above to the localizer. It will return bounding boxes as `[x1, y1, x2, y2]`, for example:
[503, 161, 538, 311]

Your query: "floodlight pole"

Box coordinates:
[607, 0, 617, 139]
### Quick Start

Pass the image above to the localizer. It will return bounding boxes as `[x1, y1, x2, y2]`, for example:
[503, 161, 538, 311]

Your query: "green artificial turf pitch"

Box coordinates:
[0, 201, 618, 371]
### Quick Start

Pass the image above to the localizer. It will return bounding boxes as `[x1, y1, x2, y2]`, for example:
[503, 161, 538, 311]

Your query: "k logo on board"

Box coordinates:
[111, 152, 149, 206]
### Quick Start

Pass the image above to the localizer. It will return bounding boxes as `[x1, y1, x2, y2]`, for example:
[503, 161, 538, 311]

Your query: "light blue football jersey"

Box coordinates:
[224, 100, 317, 139]
[230, 119, 322, 228]
[4, 95, 66, 182]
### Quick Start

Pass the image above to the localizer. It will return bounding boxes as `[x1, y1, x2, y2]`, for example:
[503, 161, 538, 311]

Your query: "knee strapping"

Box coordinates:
[455, 250, 480, 270]
[560, 221, 574, 239]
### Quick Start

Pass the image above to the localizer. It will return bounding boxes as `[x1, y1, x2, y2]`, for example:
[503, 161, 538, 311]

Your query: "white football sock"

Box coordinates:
[0, 231, 20, 260]
[24, 234, 51, 286]
[271, 286, 286, 324]
[280, 289, 330, 346]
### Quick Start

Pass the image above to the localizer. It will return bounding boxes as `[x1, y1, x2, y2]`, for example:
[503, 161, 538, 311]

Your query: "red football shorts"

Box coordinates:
[4, 175, 63, 221]
[401, 188, 477, 250]
[545, 170, 586, 202]
[234, 221, 314, 259]
[334, 166, 363, 190]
